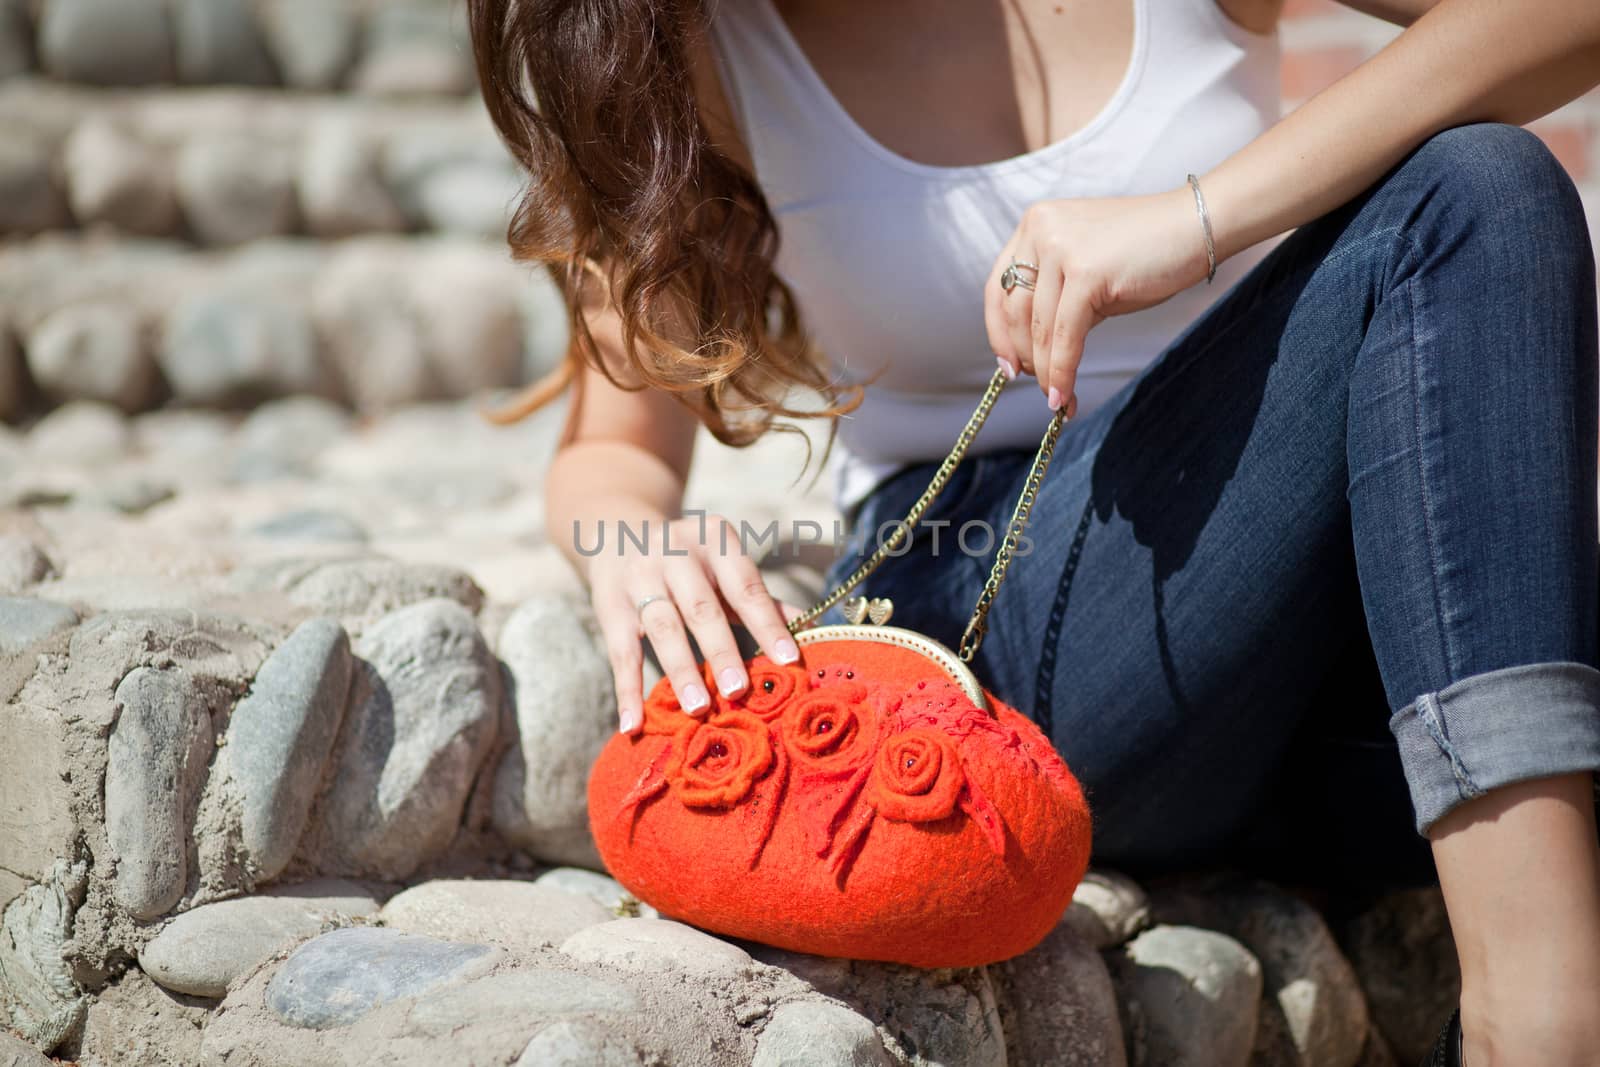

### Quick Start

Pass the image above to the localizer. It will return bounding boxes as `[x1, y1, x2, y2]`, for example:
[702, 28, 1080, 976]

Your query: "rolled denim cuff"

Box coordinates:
[1389, 661, 1600, 836]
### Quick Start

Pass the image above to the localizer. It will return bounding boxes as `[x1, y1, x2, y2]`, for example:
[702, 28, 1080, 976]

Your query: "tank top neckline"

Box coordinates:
[747, 0, 1151, 181]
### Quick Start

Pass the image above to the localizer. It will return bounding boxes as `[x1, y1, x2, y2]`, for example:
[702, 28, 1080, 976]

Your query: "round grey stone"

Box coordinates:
[257, 0, 356, 90]
[350, 5, 472, 96]
[310, 244, 436, 412]
[312, 598, 501, 879]
[173, 0, 277, 86]
[409, 244, 523, 392]
[1152, 879, 1370, 1067]
[174, 136, 296, 245]
[1334, 888, 1459, 1064]
[62, 118, 180, 236]
[1111, 925, 1263, 1067]
[0, 537, 54, 596]
[381, 129, 521, 237]
[992, 920, 1127, 1067]
[1061, 869, 1152, 950]
[395, 157, 522, 238]
[532, 868, 658, 919]
[264, 927, 500, 1030]
[38, 0, 174, 85]
[226, 618, 354, 882]
[160, 292, 327, 404]
[228, 557, 484, 619]
[27, 302, 157, 411]
[0, 597, 75, 659]
[516, 1017, 648, 1067]
[106, 666, 214, 919]
[139, 880, 379, 997]
[753, 1001, 892, 1067]
[559, 919, 752, 981]
[492, 597, 613, 867]
[27, 400, 131, 465]
[232, 395, 349, 479]
[298, 115, 406, 238]
[750, 946, 1008, 1067]
[379, 880, 615, 955]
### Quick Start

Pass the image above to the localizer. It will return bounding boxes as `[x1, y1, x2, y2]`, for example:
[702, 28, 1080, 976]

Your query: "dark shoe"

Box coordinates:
[1422, 1006, 1463, 1067]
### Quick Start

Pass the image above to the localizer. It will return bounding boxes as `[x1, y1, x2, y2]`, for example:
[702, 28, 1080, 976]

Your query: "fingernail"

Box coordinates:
[772, 638, 800, 664]
[716, 666, 746, 697]
[996, 356, 1016, 381]
[680, 683, 710, 713]
[1047, 387, 1063, 411]
[618, 705, 642, 733]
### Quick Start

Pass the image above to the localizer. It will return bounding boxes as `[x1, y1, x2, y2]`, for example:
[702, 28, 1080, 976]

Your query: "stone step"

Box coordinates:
[0, 233, 567, 421]
[5, 0, 474, 96]
[0, 79, 519, 242]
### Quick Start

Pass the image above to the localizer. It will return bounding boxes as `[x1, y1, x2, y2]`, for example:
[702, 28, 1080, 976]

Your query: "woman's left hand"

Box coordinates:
[985, 186, 1214, 414]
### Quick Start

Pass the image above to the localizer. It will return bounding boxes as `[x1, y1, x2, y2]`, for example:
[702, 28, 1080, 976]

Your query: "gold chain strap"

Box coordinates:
[787, 368, 1068, 662]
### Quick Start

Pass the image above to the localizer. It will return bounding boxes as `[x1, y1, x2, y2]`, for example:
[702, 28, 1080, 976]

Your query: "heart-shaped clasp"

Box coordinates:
[841, 596, 894, 627]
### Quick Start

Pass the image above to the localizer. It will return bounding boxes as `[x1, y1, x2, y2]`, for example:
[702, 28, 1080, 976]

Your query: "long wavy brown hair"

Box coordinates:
[467, 0, 860, 446]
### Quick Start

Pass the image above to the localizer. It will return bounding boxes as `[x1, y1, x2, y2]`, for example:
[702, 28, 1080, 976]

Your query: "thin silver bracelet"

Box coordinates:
[1186, 173, 1217, 285]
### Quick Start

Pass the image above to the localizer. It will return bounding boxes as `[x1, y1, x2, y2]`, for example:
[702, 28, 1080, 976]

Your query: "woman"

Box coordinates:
[468, 0, 1600, 1061]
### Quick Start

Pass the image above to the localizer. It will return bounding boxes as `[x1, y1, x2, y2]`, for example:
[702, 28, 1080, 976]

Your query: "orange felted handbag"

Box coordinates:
[587, 369, 1092, 968]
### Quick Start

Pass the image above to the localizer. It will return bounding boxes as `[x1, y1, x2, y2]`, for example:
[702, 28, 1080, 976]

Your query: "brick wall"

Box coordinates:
[1281, 0, 1600, 261]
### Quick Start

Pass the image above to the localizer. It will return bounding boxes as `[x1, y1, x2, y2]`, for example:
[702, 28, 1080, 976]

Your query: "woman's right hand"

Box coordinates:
[588, 511, 802, 735]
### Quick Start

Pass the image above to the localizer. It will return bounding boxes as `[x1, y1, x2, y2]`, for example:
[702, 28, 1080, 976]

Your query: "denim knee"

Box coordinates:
[1401, 121, 1594, 274]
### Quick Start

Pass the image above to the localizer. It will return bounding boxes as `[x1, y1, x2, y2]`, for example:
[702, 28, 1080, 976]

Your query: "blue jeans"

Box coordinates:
[820, 123, 1600, 888]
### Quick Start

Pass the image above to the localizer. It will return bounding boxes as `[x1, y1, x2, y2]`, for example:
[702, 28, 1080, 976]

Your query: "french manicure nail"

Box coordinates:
[996, 356, 1016, 381]
[772, 638, 800, 664]
[618, 705, 642, 733]
[680, 683, 710, 713]
[717, 666, 746, 697]
[1048, 387, 1063, 411]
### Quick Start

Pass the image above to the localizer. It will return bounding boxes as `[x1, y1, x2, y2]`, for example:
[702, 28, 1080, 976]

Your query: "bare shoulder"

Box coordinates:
[1212, 0, 1284, 35]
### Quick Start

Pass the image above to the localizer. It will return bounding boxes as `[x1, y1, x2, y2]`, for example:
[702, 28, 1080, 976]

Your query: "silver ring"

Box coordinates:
[1000, 262, 1037, 293]
[635, 594, 670, 618]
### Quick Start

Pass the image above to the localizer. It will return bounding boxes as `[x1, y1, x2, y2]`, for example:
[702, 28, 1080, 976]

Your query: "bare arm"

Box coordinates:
[545, 299, 698, 588]
[1332, 0, 1439, 28]
[1206, 0, 1600, 263]
[543, 29, 799, 734]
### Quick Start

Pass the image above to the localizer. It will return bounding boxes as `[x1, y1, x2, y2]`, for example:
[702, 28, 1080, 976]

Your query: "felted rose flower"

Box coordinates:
[782, 684, 876, 775]
[867, 727, 965, 822]
[641, 680, 688, 736]
[666, 710, 774, 808]
[714, 656, 812, 720]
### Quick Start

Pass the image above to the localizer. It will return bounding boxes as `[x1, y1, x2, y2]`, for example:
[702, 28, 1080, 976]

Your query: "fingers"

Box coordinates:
[595, 581, 647, 735]
[628, 575, 712, 719]
[663, 557, 749, 704]
[1045, 284, 1099, 413]
[708, 549, 801, 667]
[984, 242, 1019, 376]
[1005, 262, 1036, 376]
[1028, 259, 1064, 389]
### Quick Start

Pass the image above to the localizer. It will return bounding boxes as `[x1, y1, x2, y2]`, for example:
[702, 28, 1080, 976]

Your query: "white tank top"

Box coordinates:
[707, 0, 1284, 508]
